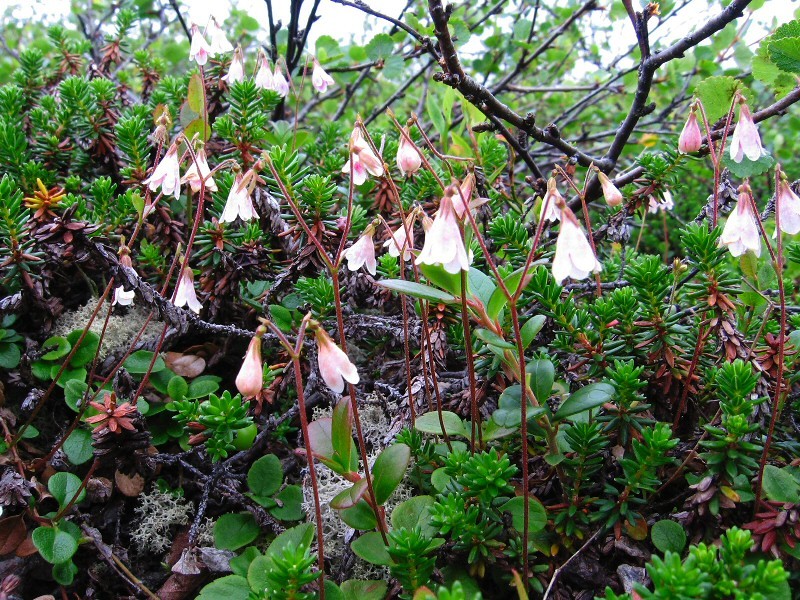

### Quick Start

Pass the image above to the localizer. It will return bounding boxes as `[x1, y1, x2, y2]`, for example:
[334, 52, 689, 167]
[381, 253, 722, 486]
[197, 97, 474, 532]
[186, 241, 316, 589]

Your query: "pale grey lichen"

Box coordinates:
[130, 487, 193, 555]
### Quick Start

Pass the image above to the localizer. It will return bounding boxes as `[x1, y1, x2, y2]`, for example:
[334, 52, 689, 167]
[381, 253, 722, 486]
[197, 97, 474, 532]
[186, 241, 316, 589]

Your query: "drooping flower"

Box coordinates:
[775, 171, 800, 236]
[236, 328, 264, 399]
[416, 186, 470, 274]
[342, 224, 377, 275]
[453, 173, 475, 219]
[341, 126, 383, 185]
[552, 206, 602, 284]
[182, 147, 217, 194]
[189, 24, 213, 66]
[396, 127, 421, 177]
[720, 182, 761, 257]
[315, 328, 359, 394]
[222, 46, 245, 85]
[648, 190, 674, 214]
[539, 177, 563, 222]
[174, 264, 203, 314]
[730, 99, 764, 163]
[678, 108, 703, 153]
[143, 141, 181, 199]
[273, 63, 290, 97]
[113, 247, 135, 307]
[596, 170, 623, 207]
[206, 17, 233, 55]
[311, 57, 335, 93]
[220, 172, 258, 223]
[254, 52, 274, 90]
[383, 210, 417, 261]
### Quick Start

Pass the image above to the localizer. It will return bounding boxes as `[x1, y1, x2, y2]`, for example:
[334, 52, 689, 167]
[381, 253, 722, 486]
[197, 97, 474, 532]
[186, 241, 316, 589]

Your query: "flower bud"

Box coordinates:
[597, 171, 623, 207]
[236, 328, 265, 399]
[678, 109, 702, 153]
[396, 128, 422, 177]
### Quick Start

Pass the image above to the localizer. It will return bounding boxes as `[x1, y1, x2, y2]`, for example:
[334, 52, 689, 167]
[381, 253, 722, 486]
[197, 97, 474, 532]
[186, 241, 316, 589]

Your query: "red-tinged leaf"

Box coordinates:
[372, 443, 410, 505]
[306, 418, 334, 461]
[330, 479, 368, 510]
[331, 397, 356, 473]
[0, 515, 27, 555]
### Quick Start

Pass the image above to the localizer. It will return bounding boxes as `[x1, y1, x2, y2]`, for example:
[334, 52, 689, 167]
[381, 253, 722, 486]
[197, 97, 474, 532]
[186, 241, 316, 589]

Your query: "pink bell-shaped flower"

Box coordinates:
[315, 328, 359, 394]
[174, 264, 203, 314]
[597, 170, 623, 207]
[452, 173, 477, 220]
[416, 186, 470, 274]
[236, 328, 265, 399]
[207, 17, 233, 55]
[678, 109, 703, 153]
[730, 99, 764, 163]
[540, 177, 563, 223]
[342, 127, 383, 185]
[222, 47, 245, 85]
[143, 141, 181, 199]
[113, 250, 135, 307]
[396, 128, 422, 177]
[189, 25, 213, 66]
[220, 172, 258, 223]
[552, 206, 602, 284]
[273, 63, 290, 97]
[311, 57, 335, 93]
[775, 171, 800, 236]
[255, 53, 274, 90]
[383, 210, 417, 261]
[648, 190, 674, 214]
[342, 224, 377, 275]
[182, 147, 217, 194]
[720, 182, 761, 257]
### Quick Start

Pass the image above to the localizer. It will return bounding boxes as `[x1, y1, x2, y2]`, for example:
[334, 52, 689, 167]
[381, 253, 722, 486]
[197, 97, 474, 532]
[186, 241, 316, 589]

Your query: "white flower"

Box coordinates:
[341, 126, 383, 184]
[383, 212, 416, 261]
[222, 47, 245, 85]
[315, 329, 359, 394]
[540, 177, 562, 223]
[220, 173, 258, 223]
[174, 265, 202, 314]
[720, 184, 761, 257]
[342, 225, 377, 275]
[255, 53, 274, 90]
[113, 286, 135, 306]
[730, 100, 765, 163]
[236, 333, 264, 399]
[143, 142, 181, 199]
[416, 187, 470, 274]
[273, 64, 290, 97]
[181, 148, 217, 194]
[552, 208, 601, 284]
[206, 18, 233, 55]
[396, 127, 421, 177]
[648, 191, 674, 214]
[311, 58, 334, 93]
[775, 174, 800, 237]
[597, 171, 623, 207]
[189, 25, 213, 66]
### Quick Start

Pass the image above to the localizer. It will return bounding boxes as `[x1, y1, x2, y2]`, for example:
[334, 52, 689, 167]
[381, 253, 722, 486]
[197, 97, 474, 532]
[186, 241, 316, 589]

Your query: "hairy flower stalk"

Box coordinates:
[552, 202, 602, 284]
[775, 169, 800, 236]
[396, 127, 421, 177]
[182, 146, 217, 194]
[720, 182, 761, 257]
[220, 171, 258, 223]
[730, 97, 764, 163]
[679, 105, 703, 153]
[342, 224, 377, 275]
[416, 186, 470, 274]
[311, 57, 334, 92]
[143, 141, 181, 199]
[314, 328, 359, 394]
[236, 326, 265, 399]
[222, 46, 245, 85]
[174, 263, 203, 314]
[189, 24, 213, 65]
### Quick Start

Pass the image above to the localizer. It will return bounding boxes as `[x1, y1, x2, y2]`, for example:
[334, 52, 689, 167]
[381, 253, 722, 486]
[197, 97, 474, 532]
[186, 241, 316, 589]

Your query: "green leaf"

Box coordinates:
[426, 92, 447, 139]
[474, 328, 515, 349]
[124, 350, 165, 374]
[331, 397, 356, 473]
[762, 465, 800, 503]
[63, 428, 93, 465]
[651, 519, 687, 554]
[53, 365, 87, 388]
[371, 443, 410, 505]
[186, 375, 221, 399]
[167, 376, 188, 401]
[527, 359, 554, 404]
[769, 36, 800, 73]
[247, 454, 283, 498]
[32, 526, 78, 564]
[246, 555, 272, 594]
[269, 485, 304, 521]
[365, 33, 394, 61]
[48, 472, 86, 508]
[340, 580, 389, 600]
[486, 267, 532, 319]
[351, 531, 393, 566]
[414, 411, 467, 437]
[41, 336, 71, 361]
[52, 560, 78, 586]
[419, 263, 461, 296]
[501, 496, 547, 533]
[0, 342, 21, 369]
[391, 495, 437, 537]
[721, 151, 775, 179]
[65, 330, 100, 368]
[269, 304, 293, 333]
[339, 499, 377, 530]
[213, 513, 260, 551]
[468, 267, 495, 308]
[331, 479, 369, 510]
[198, 574, 250, 600]
[230, 547, 261, 577]
[553, 382, 615, 421]
[378, 279, 456, 303]
[266, 522, 314, 558]
[64, 380, 88, 412]
[694, 76, 740, 122]
[520, 315, 546, 349]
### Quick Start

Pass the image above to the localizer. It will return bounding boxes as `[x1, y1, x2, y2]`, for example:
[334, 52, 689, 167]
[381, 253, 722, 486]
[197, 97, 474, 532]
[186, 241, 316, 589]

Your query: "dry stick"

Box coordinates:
[13, 279, 115, 445]
[542, 528, 603, 600]
[266, 316, 326, 599]
[752, 175, 788, 509]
